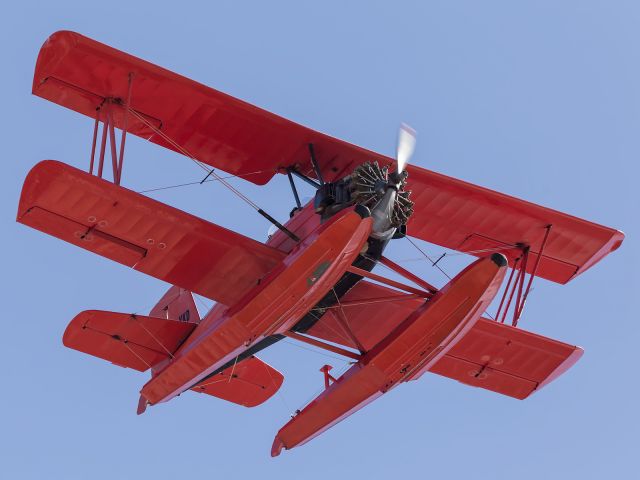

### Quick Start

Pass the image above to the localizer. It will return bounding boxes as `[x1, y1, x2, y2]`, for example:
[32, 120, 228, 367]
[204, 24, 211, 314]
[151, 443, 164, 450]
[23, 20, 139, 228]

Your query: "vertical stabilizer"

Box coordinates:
[150, 286, 201, 324]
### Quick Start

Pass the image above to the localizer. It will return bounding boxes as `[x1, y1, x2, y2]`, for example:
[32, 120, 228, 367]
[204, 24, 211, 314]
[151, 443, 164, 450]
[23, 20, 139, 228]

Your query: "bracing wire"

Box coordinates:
[405, 236, 452, 280]
[399, 238, 498, 320]
[126, 107, 299, 241]
[282, 340, 352, 364]
[136, 170, 270, 194]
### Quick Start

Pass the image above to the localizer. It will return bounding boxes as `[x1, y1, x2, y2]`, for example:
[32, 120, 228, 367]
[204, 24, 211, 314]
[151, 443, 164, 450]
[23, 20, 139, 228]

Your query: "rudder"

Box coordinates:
[150, 286, 201, 324]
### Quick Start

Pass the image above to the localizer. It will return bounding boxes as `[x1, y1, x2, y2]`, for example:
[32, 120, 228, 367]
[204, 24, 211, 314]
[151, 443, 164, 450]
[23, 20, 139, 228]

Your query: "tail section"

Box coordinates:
[63, 310, 197, 372]
[150, 286, 201, 324]
[191, 356, 284, 407]
[64, 289, 284, 412]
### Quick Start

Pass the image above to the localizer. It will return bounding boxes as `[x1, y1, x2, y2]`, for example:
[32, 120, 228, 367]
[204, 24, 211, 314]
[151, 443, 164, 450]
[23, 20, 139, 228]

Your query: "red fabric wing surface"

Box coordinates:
[63, 310, 196, 372]
[33, 30, 382, 186]
[33, 31, 622, 283]
[191, 356, 284, 408]
[307, 282, 582, 399]
[404, 166, 624, 284]
[423, 318, 583, 399]
[17, 161, 285, 306]
[305, 280, 424, 352]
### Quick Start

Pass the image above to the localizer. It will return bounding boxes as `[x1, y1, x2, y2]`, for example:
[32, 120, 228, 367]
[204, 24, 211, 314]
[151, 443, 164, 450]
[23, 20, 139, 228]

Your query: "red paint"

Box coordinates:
[18, 31, 626, 456]
[149, 286, 201, 324]
[271, 255, 507, 456]
[427, 319, 584, 399]
[191, 356, 284, 408]
[17, 161, 286, 307]
[33, 30, 623, 284]
[63, 310, 196, 372]
[139, 209, 371, 405]
[306, 281, 584, 401]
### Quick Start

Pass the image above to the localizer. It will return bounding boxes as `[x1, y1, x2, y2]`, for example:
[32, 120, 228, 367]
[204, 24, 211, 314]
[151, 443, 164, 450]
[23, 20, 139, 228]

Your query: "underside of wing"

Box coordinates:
[403, 165, 624, 284]
[306, 282, 582, 399]
[305, 280, 423, 351]
[33, 30, 389, 185]
[420, 318, 583, 399]
[17, 160, 286, 306]
[33, 31, 622, 284]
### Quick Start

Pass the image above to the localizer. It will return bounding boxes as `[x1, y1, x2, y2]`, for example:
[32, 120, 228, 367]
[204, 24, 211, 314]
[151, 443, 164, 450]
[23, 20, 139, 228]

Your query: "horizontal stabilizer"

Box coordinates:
[417, 318, 583, 399]
[63, 310, 196, 372]
[191, 356, 284, 407]
[17, 160, 285, 307]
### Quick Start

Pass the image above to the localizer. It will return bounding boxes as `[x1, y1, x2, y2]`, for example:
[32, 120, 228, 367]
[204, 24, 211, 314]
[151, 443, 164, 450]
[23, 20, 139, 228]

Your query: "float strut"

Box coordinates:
[287, 169, 302, 208]
[308, 143, 324, 185]
[320, 365, 337, 390]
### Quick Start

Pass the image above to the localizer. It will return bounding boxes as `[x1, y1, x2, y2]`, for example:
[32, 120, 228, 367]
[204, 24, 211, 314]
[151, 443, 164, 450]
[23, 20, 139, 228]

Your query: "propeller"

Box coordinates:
[342, 123, 417, 230]
[349, 123, 417, 228]
[395, 123, 416, 174]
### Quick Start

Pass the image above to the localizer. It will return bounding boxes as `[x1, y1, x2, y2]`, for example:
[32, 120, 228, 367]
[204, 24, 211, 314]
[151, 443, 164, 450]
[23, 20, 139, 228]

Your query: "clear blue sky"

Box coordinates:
[2, 1, 638, 479]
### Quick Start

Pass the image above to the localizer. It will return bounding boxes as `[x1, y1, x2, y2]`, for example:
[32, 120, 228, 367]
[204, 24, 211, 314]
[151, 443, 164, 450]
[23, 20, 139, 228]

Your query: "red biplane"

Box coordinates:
[18, 31, 624, 456]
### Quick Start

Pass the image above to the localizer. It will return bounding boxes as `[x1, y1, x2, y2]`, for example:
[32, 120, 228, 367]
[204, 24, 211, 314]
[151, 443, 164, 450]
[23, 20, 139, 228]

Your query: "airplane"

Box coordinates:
[18, 31, 624, 457]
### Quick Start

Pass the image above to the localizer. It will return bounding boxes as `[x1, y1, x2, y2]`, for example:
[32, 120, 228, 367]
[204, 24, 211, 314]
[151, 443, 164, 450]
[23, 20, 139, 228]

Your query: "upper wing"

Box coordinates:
[306, 281, 582, 399]
[33, 30, 386, 185]
[34, 31, 623, 283]
[417, 318, 583, 400]
[17, 160, 285, 306]
[403, 166, 624, 284]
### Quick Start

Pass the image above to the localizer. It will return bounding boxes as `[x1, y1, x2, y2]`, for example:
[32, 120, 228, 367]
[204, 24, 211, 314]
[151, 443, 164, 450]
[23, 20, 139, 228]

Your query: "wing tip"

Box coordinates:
[536, 345, 585, 393]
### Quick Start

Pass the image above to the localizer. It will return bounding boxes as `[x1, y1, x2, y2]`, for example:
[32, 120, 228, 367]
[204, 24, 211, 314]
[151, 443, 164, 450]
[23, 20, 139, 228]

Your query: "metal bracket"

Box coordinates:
[320, 364, 337, 389]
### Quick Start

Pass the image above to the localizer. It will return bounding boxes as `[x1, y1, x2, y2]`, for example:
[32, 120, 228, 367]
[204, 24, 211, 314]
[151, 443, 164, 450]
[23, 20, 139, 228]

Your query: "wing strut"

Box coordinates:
[379, 255, 438, 293]
[308, 143, 324, 185]
[290, 169, 321, 189]
[346, 265, 433, 298]
[116, 72, 134, 184]
[331, 289, 366, 354]
[513, 224, 552, 326]
[286, 170, 302, 209]
[282, 331, 362, 360]
[491, 224, 553, 327]
[87, 72, 134, 186]
[320, 365, 337, 389]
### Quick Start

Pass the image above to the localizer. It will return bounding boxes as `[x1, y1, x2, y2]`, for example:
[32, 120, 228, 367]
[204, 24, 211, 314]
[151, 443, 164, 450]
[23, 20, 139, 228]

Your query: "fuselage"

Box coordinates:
[142, 168, 409, 406]
[140, 205, 380, 405]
